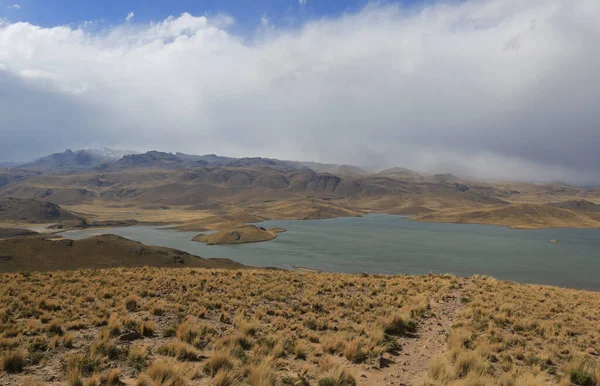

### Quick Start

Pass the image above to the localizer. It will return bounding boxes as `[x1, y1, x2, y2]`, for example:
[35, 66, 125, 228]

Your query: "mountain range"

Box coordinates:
[1, 149, 599, 229]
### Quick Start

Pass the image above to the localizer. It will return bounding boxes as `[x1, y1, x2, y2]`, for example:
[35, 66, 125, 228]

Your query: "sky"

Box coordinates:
[1, 0, 599, 185]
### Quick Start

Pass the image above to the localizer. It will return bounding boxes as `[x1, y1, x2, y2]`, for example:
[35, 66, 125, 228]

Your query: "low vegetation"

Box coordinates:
[0, 268, 452, 384]
[0, 269, 598, 385]
[422, 276, 600, 385]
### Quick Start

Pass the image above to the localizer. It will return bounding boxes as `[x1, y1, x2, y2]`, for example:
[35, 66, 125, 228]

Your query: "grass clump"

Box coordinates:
[157, 341, 201, 361]
[1, 350, 26, 373]
[205, 351, 234, 377]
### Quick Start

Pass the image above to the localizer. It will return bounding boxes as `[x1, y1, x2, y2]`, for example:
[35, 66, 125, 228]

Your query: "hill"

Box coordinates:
[192, 225, 285, 245]
[0, 269, 598, 385]
[0, 234, 245, 272]
[0, 197, 82, 224]
[416, 203, 600, 229]
[0, 227, 38, 239]
[546, 199, 600, 212]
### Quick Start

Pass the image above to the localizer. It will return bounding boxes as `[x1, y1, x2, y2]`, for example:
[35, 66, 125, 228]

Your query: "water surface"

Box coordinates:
[65, 214, 600, 290]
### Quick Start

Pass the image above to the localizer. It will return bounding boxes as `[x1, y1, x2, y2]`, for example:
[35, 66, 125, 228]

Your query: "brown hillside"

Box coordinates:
[417, 203, 600, 229]
[0, 234, 245, 272]
[0, 197, 82, 223]
[0, 227, 38, 239]
[546, 199, 600, 212]
[193, 225, 285, 245]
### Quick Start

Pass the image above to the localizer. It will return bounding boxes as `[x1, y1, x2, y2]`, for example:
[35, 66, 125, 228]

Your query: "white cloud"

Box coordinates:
[6, 4, 21, 9]
[0, 1, 599, 184]
[299, 0, 307, 5]
[125, 12, 135, 22]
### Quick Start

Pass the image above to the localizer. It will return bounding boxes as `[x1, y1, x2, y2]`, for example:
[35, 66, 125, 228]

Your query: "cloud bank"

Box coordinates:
[0, 0, 599, 184]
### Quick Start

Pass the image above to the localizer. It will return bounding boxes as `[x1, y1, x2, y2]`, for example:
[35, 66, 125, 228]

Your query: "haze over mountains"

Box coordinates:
[1, 148, 599, 230]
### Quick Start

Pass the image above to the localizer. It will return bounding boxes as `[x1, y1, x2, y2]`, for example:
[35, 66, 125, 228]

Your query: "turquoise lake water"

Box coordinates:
[65, 214, 600, 290]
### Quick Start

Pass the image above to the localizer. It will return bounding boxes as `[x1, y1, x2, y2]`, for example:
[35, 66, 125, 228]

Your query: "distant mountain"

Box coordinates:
[378, 167, 423, 180]
[0, 162, 20, 169]
[18, 148, 137, 173]
[98, 151, 192, 171]
[299, 162, 368, 176]
[98, 151, 309, 172]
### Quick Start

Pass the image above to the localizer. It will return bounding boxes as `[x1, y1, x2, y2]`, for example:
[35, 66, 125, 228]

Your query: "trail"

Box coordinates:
[361, 279, 474, 386]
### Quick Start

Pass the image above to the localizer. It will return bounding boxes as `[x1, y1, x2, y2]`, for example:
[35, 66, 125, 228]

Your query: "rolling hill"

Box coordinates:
[417, 203, 600, 229]
[0, 197, 83, 224]
[0, 234, 245, 272]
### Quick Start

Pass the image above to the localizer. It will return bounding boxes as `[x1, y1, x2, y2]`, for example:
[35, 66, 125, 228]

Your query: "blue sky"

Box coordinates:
[0, 0, 422, 29]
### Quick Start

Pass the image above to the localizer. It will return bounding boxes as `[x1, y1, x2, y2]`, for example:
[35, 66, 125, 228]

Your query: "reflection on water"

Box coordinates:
[65, 214, 600, 290]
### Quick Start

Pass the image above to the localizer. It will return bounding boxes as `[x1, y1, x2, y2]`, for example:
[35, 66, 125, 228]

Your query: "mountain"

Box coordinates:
[17, 148, 136, 173]
[300, 162, 369, 176]
[97, 151, 193, 171]
[97, 151, 307, 172]
[0, 162, 20, 169]
[378, 167, 423, 180]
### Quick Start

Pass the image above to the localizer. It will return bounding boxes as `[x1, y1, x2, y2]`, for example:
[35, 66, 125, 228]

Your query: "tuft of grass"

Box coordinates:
[176, 320, 212, 347]
[47, 319, 64, 336]
[317, 364, 356, 386]
[145, 360, 186, 386]
[213, 368, 239, 386]
[381, 313, 417, 336]
[125, 295, 141, 312]
[140, 320, 156, 337]
[1, 350, 26, 373]
[63, 332, 74, 348]
[343, 339, 367, 363]
[205, 351, 234, 377]
[128, 344, 148, 371]
[157, 341, 201, 361]
[247, 356, 278, 386]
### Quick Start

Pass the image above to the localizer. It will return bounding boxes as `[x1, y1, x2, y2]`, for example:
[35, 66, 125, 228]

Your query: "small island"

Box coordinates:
[192, 225, 286, 245]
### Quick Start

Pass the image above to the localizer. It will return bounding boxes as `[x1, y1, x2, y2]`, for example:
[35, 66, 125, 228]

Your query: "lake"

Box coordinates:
[64, 214, 600, 290]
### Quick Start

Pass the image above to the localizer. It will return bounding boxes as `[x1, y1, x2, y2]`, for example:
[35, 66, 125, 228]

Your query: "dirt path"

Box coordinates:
[360, 279, 473, 386]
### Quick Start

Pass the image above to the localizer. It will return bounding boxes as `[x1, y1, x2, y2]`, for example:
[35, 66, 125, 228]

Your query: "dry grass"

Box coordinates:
[0, 268, 459, 384]
[422, 276, 600, 385]
[0, 268, 598, 385]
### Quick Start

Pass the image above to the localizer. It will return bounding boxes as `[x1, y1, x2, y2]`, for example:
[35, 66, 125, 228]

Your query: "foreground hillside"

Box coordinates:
[0, 269, 598, 385]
